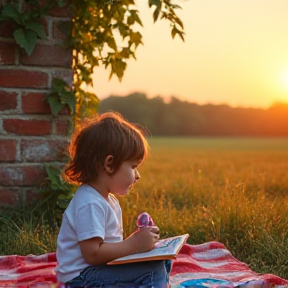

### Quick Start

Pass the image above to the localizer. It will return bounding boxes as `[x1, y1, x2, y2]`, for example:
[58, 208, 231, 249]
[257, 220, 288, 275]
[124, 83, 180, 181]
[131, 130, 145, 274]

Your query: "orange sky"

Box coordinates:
[92, 0, 288, 108]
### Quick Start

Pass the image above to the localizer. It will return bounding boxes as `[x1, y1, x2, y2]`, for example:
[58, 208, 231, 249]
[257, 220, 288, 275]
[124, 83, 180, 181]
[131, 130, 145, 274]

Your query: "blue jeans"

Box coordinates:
[65, 260, 172, 288]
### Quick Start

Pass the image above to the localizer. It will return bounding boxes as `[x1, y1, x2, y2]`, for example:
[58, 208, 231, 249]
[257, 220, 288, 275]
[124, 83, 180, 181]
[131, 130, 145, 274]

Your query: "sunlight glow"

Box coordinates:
[92, 0, 288, 108]
[282, 70, 288, 90]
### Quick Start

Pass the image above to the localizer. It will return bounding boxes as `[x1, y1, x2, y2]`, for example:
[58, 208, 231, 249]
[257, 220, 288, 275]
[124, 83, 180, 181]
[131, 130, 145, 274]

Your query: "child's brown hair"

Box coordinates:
[63, 112, 149, 185]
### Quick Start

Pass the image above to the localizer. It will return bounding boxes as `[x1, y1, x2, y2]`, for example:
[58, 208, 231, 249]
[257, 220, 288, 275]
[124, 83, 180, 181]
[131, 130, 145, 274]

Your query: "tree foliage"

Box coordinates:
[98, 94, 288, 137]
[71, 0, 185, 122]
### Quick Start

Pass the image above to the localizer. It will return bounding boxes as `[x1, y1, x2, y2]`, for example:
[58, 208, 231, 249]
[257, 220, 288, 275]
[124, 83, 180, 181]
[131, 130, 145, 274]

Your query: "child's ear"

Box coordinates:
[104, 155, 114, 173]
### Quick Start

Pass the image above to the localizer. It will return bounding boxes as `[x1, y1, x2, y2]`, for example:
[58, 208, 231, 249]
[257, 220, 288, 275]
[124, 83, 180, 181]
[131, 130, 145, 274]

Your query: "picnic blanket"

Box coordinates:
[0, 241, 287, 288]
[169, 241, 288, 288]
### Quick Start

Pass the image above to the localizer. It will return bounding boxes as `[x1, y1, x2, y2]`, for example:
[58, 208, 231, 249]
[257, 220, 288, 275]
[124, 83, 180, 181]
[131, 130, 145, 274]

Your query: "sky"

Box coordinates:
[92, 0, 288, 108]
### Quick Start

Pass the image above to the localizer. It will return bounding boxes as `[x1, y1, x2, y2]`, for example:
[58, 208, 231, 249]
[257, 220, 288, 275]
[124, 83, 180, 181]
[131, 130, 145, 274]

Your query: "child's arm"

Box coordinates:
[79, 226, 160, 266]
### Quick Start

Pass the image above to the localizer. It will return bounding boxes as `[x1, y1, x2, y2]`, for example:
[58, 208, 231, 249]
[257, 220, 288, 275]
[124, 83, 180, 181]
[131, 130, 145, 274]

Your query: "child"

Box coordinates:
[56, 112, 171, 287]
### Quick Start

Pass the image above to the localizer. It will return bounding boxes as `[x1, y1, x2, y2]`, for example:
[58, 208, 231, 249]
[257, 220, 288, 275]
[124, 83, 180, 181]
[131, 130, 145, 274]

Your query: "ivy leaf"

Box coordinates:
[118, 22, 129, 39]
[61, 91, 76, 114]
[47, 78, 76, 115]
[25, 21, 47, 39]
[129, 10, 142, 26]
[119, 47, 130, 58]
[171, 26, 177, 39]
[46, 95, 65, 115]
[51, 77, 66, 90]
[153, 7, 161, 22]
[114, 58, 126, 80]
[129, 31, 142, 48]
[30, 11, 41, 19]
[148, 0, 162, 9]
[0, 13, 11, 22]
[13, 28, 37, 55]
[174, 17, 184, 29]
[127, 10, 143, 26]
[175, 17, 184, 29]
[109, 58, 127, 81]
[0, 3, 22, 24]
[171, 26, 185, 42]
[160, 11, 168, 20]
[178, 31, 185, 42]
[45, 164, 62, 187]
[106, 37, 117, 50]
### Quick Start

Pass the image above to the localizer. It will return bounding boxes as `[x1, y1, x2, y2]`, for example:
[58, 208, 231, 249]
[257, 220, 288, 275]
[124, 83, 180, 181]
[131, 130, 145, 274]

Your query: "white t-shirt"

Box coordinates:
[55, 184, 123, 283]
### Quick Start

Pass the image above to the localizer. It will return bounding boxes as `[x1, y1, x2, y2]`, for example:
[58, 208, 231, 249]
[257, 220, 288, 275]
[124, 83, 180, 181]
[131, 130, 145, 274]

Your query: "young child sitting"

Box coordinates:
[55, 112, 171, 287]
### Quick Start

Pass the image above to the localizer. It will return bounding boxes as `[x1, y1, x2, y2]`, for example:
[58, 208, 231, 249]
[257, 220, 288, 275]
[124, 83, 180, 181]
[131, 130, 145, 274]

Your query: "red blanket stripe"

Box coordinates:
[0, 241, 287, 287]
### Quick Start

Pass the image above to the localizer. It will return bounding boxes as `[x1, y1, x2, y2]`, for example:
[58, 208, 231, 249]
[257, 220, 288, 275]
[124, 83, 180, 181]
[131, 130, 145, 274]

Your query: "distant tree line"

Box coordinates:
[98, 93, 288, 136]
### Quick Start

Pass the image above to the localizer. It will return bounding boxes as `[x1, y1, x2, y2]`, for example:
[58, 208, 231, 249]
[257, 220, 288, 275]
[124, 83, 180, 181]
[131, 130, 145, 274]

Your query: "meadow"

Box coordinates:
[1, 137, 288, 279]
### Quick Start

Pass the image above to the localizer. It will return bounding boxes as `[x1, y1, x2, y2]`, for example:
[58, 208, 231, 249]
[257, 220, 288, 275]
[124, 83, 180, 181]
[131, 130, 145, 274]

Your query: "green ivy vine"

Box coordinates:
[0, 1, 46, 55]
[0, 0, 185, 123]
[0, 0, 185, 214]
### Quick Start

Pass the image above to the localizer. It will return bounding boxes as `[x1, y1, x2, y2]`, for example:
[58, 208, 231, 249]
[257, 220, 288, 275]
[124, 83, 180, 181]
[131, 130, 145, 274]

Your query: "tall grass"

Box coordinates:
[0, 205, 58, 255]
[1, 137, 288, 279]
[120, 137, 288, 279]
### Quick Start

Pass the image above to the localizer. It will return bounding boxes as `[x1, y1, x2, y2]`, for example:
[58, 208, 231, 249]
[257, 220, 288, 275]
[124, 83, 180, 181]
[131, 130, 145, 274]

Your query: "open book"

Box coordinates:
[108, 234, 189, 265]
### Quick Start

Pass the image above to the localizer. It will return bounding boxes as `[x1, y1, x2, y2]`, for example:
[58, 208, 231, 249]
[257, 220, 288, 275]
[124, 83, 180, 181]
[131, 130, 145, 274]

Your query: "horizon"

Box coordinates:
[99, 92, 288, 110]
[91, 0, 288, 109]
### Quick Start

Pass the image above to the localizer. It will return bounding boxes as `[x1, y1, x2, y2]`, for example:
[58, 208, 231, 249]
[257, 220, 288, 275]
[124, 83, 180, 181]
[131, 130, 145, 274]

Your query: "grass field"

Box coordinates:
[1, 137, 288, 279]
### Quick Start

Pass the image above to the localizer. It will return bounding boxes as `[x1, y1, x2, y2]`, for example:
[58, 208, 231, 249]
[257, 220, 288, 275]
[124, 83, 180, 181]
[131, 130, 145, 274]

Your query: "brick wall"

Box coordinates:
[0, 3, 73, 206]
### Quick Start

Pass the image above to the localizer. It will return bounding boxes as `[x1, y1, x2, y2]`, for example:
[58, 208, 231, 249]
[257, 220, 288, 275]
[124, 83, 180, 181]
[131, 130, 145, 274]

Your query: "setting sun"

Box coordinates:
[93, 0, 288, 109]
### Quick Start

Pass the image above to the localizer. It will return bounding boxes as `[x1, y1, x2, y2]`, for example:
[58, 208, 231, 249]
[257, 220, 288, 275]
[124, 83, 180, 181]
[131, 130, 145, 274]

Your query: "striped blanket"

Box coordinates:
[169, 241, 288, 288]
[0, 241, 287, 287]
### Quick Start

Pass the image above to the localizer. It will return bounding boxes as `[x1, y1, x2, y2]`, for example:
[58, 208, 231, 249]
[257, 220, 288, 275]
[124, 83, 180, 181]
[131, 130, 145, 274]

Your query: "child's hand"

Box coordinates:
[127, 226, 160, 253]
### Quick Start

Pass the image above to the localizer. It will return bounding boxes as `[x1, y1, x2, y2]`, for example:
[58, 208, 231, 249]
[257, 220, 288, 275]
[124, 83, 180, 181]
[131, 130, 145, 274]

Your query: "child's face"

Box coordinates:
[108, 160, 140, 195]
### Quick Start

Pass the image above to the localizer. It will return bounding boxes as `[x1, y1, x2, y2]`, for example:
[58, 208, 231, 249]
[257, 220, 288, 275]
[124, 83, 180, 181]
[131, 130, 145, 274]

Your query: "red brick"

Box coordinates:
[0, 21, 14, 38]
[52, 69, 73, 87]
[40, 17, 49, 38]
[48, 6, 73, 17]
[20, 44, 72, 68]
[0, 139, 17, 162]
[0, 42, 16, 65]
[53, 20, 71, 40]
[0, 165, 46, 186]
[0, 69, 48, 89]
[23, 0, 72, 17]
[21, 139, 68, 162]
[0, 188, 21, 206]
[56, 119, 72, 135]
[3, 119, 52, 135]
[22, 92, 51, 114]
[22, 91, 70, 115]
[0, 90, 17, 111]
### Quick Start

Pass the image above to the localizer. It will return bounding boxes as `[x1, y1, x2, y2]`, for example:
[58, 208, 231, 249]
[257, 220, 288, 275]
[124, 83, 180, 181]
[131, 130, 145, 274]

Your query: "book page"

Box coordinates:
[108, 234, 189, 265]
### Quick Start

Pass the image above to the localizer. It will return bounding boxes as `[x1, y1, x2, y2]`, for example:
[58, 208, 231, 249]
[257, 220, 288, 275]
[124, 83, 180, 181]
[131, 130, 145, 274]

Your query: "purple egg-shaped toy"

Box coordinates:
[137, 212, 155, 229]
